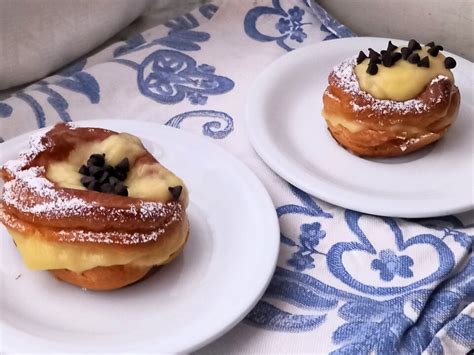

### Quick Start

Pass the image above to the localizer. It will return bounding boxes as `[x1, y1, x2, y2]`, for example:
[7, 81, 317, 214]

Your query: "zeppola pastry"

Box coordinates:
[322, 39, 460, 157]
[0, 123, 189, 290]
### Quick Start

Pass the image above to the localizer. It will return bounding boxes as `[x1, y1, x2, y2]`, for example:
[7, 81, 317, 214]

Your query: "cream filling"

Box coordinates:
[355, 46, 454, 101]
[10, 228, 187, 273]
[46, 133, 185, 202]
[325, 115, 364, 133]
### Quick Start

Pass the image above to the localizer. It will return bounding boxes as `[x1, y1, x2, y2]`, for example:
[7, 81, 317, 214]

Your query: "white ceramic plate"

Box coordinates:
[247, 37, 474, 218]
[0, 120, 279, 353]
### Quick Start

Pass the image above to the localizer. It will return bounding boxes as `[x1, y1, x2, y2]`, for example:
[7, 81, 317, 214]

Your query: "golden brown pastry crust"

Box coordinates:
[322, 57, 460, 157]
[51, 265, 153, 291]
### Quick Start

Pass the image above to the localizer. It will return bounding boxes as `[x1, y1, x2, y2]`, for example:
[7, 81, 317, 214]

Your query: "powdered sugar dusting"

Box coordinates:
[331, 56, 440, 115]
[0, 206, 172, 245]
[1, 124, 185, 244]
[56, 228, 167, 244]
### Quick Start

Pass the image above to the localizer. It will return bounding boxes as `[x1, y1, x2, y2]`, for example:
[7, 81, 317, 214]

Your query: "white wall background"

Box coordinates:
[317, 0, 473, 61]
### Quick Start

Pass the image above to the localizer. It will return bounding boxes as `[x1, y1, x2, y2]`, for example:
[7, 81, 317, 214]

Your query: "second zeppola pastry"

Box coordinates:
[322, 39, 460, 157]
[0, 123, 189, 290]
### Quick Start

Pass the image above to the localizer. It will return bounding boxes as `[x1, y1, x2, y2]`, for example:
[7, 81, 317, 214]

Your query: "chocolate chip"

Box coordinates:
[100, 183, 114, 193]
[115, 170, 127, 181]
[366, 62, 378, 75]
[168, 186, 183, 200]
[387, 40, 397, 52]
[78, 165, 89, 176]
[425, 41, 435, 48]
[417, 56, 430, 68]
[407, 53, 420, 64]
[98, 171, 110, 184]
[114, 183, 128, 196]
[87, 153, 105, 168]
[368, 48, 381, 64]
[109, 176, 121, 186]
[392, 52, 402, 63]
[88, 165, 103, 178]
[427, 45, 443, 57]
[408, 39, 421, 51]
[401, 47, 412, 60]
[104, 164, 115, 174]
[88, 180, 101, 192]
[382, 53, 394, 67]
[444, 57, 456, 69]
[115, 158, 130, 173]
[356, 51, 367, 64]
[80, 175, 95, 187]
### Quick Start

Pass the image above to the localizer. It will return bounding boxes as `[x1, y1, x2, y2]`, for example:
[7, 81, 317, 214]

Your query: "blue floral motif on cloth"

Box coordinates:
[287, 221, 327, 271]
[158, 13, 210, 51]
[371, 249, 414, 281]
[0, 102, 13, 118]
[327, 211, 455, 296]
[247, 256, 474, 354]
[446, 314, 474, 348]
[199, 3, 219, 19]
[113, 34, 147, 58]
[275, 6, 308, 43]
[244, 0, 311, 51]
[416, 216, 474, 250]
[113, 4, 218, 57]
[10, 58, 100, 128]
[137, 50, 234, 105]
[165, 109, 234, 139]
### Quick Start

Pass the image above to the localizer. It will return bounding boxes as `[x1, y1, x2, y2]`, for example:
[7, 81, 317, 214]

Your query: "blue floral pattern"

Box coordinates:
[288, 222, 327, 271]
[275, 6, 308, 43]
[327, 211, 455, 296]
[11, 59, 100, 128]
[371, 249, 414, 281]
[113, 4, 219, 57]
[165, 109, 234, 139]
[111, 5, 234, 107]
[244, 0, 310, 51]
[247, 187, 472, 353]
[137, 50, 234, 105]
[0, 102, 13, 118]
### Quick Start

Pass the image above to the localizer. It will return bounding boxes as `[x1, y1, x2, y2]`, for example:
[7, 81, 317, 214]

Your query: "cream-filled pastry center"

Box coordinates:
[46, 133, 184, 201]
[355, 47, 454, 101]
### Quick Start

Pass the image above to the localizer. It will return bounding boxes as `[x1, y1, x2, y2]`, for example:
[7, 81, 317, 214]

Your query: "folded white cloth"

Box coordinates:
[0, 0, 152, 90]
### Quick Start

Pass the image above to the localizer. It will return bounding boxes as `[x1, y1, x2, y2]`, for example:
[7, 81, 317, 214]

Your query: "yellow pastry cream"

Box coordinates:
[354, 42, 455, 101]
[9, 132, 188, 272]
[46, 133, 185, 202]
[9, 224, 187, 273]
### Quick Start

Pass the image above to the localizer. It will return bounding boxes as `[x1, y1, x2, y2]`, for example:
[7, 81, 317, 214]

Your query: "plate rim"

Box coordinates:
[246, 36, 474, 218]
[0, 119, 280, 353]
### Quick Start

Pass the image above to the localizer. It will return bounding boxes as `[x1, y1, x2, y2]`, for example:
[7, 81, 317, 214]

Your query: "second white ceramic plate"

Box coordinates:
[0, 120, 279, 353]
[247, 37, 474, 218]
